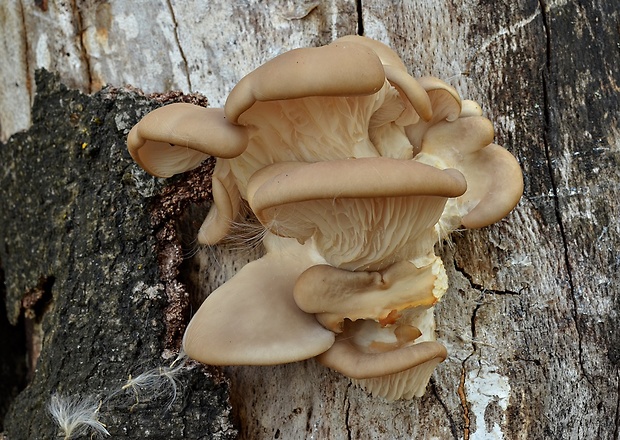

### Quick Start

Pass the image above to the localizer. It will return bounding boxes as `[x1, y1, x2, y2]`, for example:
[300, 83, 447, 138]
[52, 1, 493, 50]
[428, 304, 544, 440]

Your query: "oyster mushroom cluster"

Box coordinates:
[127, 36, 523, 400]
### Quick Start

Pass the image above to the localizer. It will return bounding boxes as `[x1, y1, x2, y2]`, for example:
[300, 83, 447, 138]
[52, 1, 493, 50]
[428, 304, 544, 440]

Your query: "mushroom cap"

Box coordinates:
[333, 35, 432, 123]
[460, 100, 483, 118]
[225, 42, 386, 124]
[127, 104, 248, 177]
[459, 143, 524, 228]
[245, 158, 467, 269]
[316, 338, 447, 380]
[405, 76, 462, 152]
[247, 158, 467, 225]
[316, 312, 447, 400]
[293, 260, 444, 332]
[183, 235, 334, 365]
[416, 76, 462, 122]
[416, 116, 523, 229]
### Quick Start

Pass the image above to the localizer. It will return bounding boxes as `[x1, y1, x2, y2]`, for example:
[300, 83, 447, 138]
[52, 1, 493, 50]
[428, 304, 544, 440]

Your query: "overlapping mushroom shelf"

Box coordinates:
[127, 35, 523, 400]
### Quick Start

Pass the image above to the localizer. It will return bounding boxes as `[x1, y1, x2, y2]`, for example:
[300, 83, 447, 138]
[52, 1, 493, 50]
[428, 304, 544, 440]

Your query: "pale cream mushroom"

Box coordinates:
[293, 256, 449, 399]
[127, 104, 248, 178]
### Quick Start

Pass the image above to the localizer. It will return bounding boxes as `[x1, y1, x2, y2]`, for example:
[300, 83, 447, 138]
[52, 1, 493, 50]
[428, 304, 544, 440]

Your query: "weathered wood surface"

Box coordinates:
[1, 0, 619, 439]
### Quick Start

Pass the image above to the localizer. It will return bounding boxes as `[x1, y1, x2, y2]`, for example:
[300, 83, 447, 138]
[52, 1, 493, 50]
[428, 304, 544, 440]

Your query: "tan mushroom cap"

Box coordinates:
[127, 104, 248, 178]
[352, 349, 446, 399]
[459, 143, 524, 228]
[294, 260, 441, 332]
[416, 76, 461, 122]
[405, 77, 462, 152]
[246, 158, 467, 230]
[334, 35, 432, 123]
[460, 99, 483, 118]
[418, 116, 523, 228]
[225, 43, 386, 124]
[316, 338, 447, 380]
[197, 160, 241, 245]
[183, 235, 335, 365]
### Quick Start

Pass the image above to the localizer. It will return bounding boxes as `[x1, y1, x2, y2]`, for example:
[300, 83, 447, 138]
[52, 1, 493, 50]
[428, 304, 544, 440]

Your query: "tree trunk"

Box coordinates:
[1, 1, 618, 439]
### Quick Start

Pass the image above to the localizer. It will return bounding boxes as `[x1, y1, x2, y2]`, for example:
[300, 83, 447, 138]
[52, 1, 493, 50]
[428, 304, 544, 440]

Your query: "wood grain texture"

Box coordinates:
[0, 0, 355, 140]
[1, 0, 618, 438]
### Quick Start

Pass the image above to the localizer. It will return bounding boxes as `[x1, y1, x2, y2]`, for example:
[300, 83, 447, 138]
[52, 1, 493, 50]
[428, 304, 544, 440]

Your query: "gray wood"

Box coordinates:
[1, 0, 618, 438]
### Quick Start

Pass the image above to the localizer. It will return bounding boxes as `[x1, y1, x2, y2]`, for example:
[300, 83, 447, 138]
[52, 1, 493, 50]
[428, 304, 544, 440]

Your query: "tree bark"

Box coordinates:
[1, 1, 618, 439]
[0, 70, 236, 439]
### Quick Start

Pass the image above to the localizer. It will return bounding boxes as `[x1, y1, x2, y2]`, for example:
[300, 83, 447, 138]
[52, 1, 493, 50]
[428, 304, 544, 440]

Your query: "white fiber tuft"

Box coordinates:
[48, 394, 109, 439]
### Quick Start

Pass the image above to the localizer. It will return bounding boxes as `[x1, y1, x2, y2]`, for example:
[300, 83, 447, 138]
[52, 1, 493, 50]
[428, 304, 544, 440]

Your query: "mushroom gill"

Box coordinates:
[127, 35, 523, 401]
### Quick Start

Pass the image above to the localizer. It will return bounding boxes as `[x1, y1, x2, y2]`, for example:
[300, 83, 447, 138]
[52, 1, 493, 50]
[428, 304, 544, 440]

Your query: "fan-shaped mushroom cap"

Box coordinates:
[246, 158, 466, 270]
[415, 116, 523, 229]
[127, 104, 248, 177]
[247, 158, 466, 217]
[416, 76, 461, 122]
[317, 337, 447, 399]
[334, 35, 432, 124]
[405, 77, 462, 152]
[183, 234, 334, 365]
[294, 259, 446, 332]
[225, 43, 386, 124]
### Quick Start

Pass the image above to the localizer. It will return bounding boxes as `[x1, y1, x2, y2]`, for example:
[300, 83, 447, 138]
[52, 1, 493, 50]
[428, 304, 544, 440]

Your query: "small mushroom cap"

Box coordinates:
[225, 43, 386, 124]
[352, 350, 446, 399]
[418, 116, 523, 228]
[127, 104, 248, 177]
[459, 143, 524, 228]
[416, 76, 461, 122]
[294, 260, 443, 332]
[405, 77, 462, 152]
[316, 338, 447, 380]
[459, 100, 483, 117]
[197, 160, 241, 245]
[183, 235, 334, 365]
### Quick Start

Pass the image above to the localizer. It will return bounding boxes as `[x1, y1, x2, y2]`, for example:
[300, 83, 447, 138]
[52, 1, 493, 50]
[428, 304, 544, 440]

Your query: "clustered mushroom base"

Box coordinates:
[127, 36, 523, 400]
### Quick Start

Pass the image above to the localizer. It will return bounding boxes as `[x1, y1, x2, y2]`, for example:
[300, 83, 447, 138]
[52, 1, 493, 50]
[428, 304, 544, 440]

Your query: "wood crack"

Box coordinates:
[71, 0, 94, 92]
[344, 382, 352, 440]
[538, 0, 593, 388]
[456, 300, 482, 440]
[356, 0, 364, 36]
[166, 0, 192, 91]
[457, 363, 471, 440]
[18, 0, 33, 104]
[454, 263, 522, 296]
[429, 377, 459, 440]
